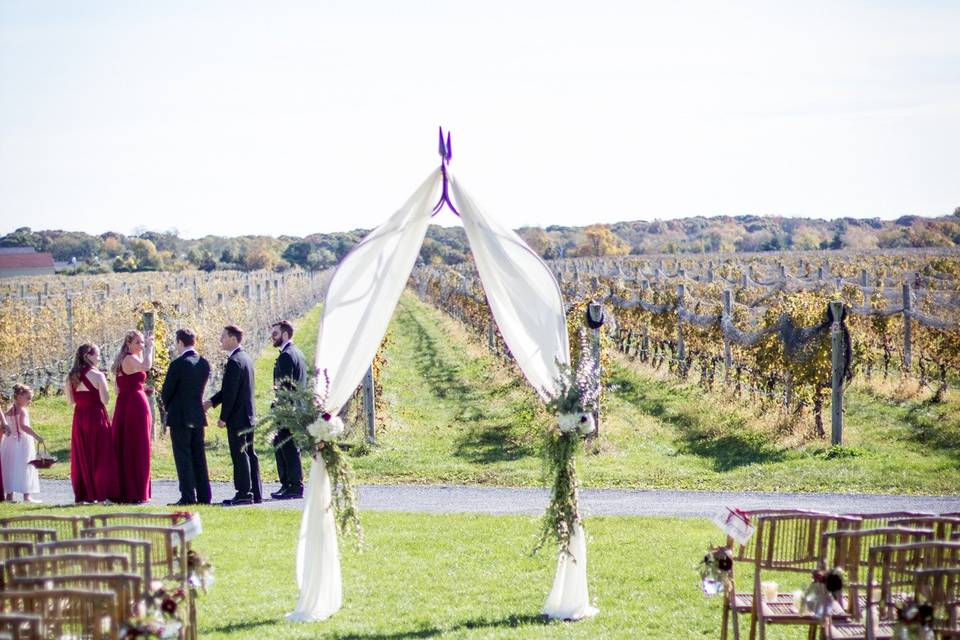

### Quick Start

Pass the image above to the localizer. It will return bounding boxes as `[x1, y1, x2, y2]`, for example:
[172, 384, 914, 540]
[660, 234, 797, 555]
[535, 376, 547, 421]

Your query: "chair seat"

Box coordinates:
[732, 591, 795, 611]
[827, 621, 894, 639]
[761, 599, 847, 623]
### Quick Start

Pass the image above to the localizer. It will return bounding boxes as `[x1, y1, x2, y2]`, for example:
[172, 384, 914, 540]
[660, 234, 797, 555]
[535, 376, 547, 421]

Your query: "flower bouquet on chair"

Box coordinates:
[262, 368, 362, 544]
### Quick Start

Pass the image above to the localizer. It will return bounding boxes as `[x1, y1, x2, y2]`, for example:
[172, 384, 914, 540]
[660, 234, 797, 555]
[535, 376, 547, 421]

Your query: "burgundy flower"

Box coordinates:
[161, 597, 177, 615]
[714, 549, 733, 572]
[811, 570, 826, 583]
[916, 603, 934, 624]
[825, 571, 843, 593]
[322, 412, 332, 421]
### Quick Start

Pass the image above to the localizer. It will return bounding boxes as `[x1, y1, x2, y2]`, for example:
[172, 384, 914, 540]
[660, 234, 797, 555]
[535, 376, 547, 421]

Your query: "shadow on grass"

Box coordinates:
[207, 618, 280, 634]
[608, 364, 786, 472]
[331, 613, 550, 639]
[901, 397, 960, 462]
[400, 305, 535, 466]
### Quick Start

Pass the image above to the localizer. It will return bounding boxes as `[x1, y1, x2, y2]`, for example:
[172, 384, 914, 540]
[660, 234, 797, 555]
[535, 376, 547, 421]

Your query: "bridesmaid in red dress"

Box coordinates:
[111, 330, 154, 503]
[66, 344, 119, 503]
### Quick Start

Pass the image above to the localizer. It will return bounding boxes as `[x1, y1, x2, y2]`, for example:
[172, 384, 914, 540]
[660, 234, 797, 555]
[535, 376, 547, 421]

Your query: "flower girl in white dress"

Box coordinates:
[1, 384, 43, 503]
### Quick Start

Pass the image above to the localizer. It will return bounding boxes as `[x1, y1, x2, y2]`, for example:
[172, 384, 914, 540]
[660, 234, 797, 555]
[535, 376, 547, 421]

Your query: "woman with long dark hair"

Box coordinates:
[66, 343, 119, 503]
[111, 329, 154, 503]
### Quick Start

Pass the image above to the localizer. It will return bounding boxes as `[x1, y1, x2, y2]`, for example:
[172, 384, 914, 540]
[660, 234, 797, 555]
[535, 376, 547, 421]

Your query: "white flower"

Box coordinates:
[307, 413, 345, 442]
[558, 412, 595, 435]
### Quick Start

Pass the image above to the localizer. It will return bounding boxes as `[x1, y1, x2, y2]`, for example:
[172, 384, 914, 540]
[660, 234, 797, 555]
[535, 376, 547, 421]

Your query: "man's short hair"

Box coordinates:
[175, 328, 196, 347]
[224, 325, 243, 343]
[272, 320, 294, 339]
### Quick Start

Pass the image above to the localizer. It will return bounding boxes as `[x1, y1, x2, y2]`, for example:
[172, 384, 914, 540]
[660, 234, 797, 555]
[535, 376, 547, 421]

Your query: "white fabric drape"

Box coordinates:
[287, 456, 341, 621]
[452, 177, 595, 620]
[452, 177, 570, 397]
[288, 169, 440, 622]
[290, 165, 595, 623]
[542, 522, 599, 620]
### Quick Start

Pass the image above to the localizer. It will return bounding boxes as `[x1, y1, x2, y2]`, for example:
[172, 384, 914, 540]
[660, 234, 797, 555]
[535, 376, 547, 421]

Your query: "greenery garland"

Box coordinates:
[263, 374, 363, 546]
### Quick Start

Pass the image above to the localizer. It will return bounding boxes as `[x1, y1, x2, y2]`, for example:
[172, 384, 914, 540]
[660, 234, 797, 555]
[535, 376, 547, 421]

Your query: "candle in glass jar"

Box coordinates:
[761, 581, 779, 603]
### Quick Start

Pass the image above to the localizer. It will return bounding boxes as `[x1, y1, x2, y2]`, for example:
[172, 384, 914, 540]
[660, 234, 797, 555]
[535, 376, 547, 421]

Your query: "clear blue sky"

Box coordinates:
[1, 0, 958, 238]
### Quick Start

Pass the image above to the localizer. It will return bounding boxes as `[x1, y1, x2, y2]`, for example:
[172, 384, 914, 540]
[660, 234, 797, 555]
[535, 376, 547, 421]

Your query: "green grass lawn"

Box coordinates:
[20, 291, 960, 495]
[0, 502, 758, 639]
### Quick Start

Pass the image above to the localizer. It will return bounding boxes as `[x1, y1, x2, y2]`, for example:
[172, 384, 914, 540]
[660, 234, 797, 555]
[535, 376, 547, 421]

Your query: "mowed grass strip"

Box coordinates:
[0, 502, 736, 639]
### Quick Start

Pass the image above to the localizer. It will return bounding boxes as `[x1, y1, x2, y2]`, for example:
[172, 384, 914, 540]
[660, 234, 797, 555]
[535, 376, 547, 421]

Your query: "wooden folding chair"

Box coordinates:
[0, 528, 56, 545]
[3, 553, 129, 588]
[0, 612, 44, 640]
[82, 525, 195, 640]
[8, 572, 142, 623]
[37, 538, 153, 594]
[0, 515, 91, 540]
[827, 541, 960, 639]
[818, 527, 935, 623]
[0, 588, 117, 640]
[719, 509, 837, 640]
[912, 566, 960, 638]
[87, 511, 195, 529]
[750, 512, 862, 640]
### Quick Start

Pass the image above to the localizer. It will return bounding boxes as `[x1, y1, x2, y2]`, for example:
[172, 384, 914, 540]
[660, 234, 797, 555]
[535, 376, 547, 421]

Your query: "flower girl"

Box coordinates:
[1, 384, 44, 503]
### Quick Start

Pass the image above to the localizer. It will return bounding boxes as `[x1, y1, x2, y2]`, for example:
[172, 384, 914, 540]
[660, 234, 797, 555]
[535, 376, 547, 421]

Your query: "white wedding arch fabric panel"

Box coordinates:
[287, 169, 439, 622]
[289, 166, 596, 622]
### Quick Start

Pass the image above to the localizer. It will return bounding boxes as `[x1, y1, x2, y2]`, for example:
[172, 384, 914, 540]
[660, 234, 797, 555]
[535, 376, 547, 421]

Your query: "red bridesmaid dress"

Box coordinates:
[70, 368, 120, 502]
[113, 368, 152, 503]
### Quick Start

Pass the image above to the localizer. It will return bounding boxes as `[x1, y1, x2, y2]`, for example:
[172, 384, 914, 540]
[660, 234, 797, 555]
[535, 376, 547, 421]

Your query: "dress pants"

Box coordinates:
[170, 425, 212, 503]
[227, 426, 262, 501]
[273, 428, 303, 490]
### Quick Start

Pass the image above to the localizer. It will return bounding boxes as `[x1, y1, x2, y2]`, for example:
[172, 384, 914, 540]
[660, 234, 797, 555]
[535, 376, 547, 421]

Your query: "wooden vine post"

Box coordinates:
[587, 301, 604, 439]
[902, 283, 913, 374]
[675, 283, 686, 364]
[142, 310, 158, 441]
[65, 293, 75, 355]
[722, 289, 733, 380]
[362, 365, 377, 444]
[830, 301, 845, 446]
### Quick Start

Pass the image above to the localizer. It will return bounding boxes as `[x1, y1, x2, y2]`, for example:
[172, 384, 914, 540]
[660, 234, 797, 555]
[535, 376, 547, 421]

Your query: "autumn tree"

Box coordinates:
[576, 224, 631, 257]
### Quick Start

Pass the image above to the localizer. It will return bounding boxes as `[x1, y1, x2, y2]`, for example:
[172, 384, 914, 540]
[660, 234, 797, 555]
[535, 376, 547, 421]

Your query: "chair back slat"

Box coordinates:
[82, 525, 186, 585]
[3, 552, 129, 586]
[9, 573, 141, 623]
[36, 538, 153, 590]
[0, 541, 35, 562]
[889, 516, 960, 542]
[0, 588, 117, 640]
[0, 528, 56, 544]
[754, 513, 861, 572]
[0, 515, 90, 540]
[0, 612, 44, 640]
[912, 567, 960, 636]
[840, 511, 935, 531]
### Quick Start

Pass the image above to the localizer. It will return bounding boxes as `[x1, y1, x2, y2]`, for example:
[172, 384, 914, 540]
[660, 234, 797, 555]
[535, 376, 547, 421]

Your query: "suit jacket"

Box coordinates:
[273, 343, 307, 392]
[161, 350, 211, 430]
[210, 347, 256, 429]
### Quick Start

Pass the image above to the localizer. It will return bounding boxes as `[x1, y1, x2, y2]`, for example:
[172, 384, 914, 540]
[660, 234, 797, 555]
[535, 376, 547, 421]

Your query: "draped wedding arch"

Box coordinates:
[287, 131, 597, 623]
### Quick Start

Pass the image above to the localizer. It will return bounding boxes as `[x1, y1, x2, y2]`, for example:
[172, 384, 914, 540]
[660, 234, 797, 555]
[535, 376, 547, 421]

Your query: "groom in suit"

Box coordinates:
[204, 324, 262, 506]
[269, 320, 307, 500]
[160, 328, 212, 505]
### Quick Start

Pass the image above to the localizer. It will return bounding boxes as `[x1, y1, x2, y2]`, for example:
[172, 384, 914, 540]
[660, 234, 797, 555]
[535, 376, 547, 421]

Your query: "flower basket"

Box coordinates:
[29, 441, 57, 469]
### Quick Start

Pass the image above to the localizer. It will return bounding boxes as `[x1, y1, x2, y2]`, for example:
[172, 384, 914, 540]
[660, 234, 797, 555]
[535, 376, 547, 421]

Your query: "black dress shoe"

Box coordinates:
[270, 487, 288, 499]
[276, 488, 304, 500]
[168, 499, 196, 506]
[222, 495, 254, 506]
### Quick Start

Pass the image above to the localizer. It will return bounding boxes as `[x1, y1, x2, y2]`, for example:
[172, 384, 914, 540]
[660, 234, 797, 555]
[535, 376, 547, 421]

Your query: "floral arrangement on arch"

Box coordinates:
[263, 368, 362, 544]
[535, 330, 602, 555]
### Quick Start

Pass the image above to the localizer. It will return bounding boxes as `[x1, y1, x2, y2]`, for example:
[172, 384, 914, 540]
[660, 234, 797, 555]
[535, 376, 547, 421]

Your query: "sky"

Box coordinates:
[1, 0, 958, 238]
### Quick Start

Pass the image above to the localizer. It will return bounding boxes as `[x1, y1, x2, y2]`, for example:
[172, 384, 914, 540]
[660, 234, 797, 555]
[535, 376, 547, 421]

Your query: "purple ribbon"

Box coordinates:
[432, 127, 459, 217]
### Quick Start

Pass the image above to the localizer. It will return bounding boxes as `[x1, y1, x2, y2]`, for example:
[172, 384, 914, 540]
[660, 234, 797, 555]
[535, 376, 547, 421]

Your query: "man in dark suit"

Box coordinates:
[269, 320, 307, 500]
[160, 328, 212, 505]
[204, 324, 262, 506]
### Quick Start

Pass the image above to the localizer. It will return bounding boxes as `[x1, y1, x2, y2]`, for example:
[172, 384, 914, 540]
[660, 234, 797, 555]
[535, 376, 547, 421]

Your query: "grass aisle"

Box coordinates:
[355, 291, 960, 494]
